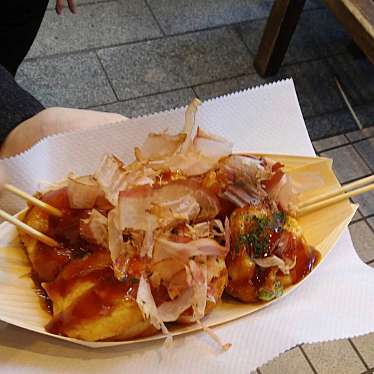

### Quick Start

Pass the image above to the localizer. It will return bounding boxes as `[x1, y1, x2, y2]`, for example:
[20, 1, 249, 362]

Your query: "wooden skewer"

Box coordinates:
[1, 183, 62, 247]
[4, 184, 62, 217]
[1, 173, 371, 245]
[0, 209, 59, 247]
[299, 175, 374, 208]
[297, 183, 374, 217]
[335, 77, 363, 130]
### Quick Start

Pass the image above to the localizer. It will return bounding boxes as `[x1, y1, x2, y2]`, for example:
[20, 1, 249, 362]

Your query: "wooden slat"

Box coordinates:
[342, 0, 374, 39]
[324, 0, 374, 63]
[254, 0, 307, 77]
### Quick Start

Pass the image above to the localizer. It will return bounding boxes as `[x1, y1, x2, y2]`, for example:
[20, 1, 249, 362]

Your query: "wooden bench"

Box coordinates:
[254, 0, 374, 77]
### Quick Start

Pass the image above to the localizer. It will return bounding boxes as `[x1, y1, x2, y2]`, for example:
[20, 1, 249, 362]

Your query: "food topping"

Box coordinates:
[20, 99, 320, 343]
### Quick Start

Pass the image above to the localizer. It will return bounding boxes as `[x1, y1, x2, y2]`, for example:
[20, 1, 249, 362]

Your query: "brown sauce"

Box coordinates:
[225, 262, 271, 303]
[278, 231, 320, 284]
[46, 249, 112, 298]
[46, 270, 138, 335]
[30, 189, 97, 283]
[226, 244, 320, 303]
[151, 284, 170, 306]
[26, 188, 145, 336]
[290, 245, 320, 284]
[226, 206, 321, 302]
[31, 272, 53, 314]
[29, 186, 321, 335]
[33, 243, 71, 282]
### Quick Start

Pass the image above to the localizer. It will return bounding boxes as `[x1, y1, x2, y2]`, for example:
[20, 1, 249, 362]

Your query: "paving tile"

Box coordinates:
[97, 28, 253, 100]
[193, 74, 270, 100]
[321, 145, 371, 183]
[329, 53, 374, 106]
[307, 0, 324, 8]
[303, 340, 366, 374]
[355, 105, 374, 129]
[28, 1, 162, 58]
[92, 88, 195, 117]
[354, 139, 374, 170]
[346, 126, 374, 142]
[290, 9, 349, 60]
[147, 0, 274, 35]
[259, 347, 314, 374]
[313, 135, 348, 152]
[240, 9, 349, 65]
[16, 52, 116, 108]
[352, 191, 374, 217]
[305, 110, 358, 141]
[277, 60, 345, 118]
[352, 333, 374, 368]
[349, 221, 374, 263]
[368, 217, 374, 230]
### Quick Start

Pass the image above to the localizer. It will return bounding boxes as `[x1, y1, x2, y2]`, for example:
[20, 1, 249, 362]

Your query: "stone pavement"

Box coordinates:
[16, 1, 374, 373]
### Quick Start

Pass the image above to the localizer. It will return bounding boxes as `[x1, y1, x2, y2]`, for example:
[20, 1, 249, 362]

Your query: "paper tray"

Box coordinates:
[0, 153, 357, 348]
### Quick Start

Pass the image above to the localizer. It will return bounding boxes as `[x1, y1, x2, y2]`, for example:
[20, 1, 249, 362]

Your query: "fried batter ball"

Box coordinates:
[19, 201, 156, 341]
[19, 190, 228, 341]
[225, 205, 318, 303]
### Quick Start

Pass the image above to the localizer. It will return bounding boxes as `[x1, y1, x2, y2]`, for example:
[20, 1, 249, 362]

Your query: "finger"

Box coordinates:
[67, 0, 77, 14]
[55, 0, 64, 15]
[41, 108, 127, 134]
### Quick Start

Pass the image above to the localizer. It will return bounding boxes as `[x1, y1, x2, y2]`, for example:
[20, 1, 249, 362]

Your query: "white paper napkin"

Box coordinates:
[0, 79, 373, 374]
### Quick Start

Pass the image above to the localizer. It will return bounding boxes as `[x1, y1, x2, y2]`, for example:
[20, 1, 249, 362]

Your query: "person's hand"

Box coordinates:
[55, 0, 77, 15]
[0, 107, 127, 158]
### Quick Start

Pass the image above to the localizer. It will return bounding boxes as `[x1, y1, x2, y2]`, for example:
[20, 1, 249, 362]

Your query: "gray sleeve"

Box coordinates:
[0, 64, 45, 143]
